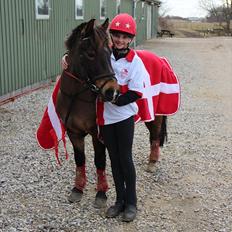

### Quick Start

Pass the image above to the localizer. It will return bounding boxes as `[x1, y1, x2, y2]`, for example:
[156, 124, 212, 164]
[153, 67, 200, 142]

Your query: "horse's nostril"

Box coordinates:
[104, 89, 114, 101]
[105, 89, 113, 98]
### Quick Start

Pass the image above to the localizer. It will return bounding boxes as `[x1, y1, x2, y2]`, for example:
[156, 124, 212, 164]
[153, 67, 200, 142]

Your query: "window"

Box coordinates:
[35, 0, 49, 20]
[141, 1, 145, 20]
[100, 0, 106, 20]
[142, 2, 145, 8]
[75, 0, 84, 20]
[116, 0, 121, 14]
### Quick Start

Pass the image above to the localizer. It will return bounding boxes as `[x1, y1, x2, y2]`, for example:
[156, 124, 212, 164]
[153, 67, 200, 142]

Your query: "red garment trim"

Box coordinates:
[120, 85, 129, 94]
[125, 49, 135, 62]
[120, 85, 142, 97]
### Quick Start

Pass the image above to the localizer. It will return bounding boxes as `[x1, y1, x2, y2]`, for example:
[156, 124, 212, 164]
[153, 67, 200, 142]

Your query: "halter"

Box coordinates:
[63, 70, 116, 95]
[86, 72, 116, 94]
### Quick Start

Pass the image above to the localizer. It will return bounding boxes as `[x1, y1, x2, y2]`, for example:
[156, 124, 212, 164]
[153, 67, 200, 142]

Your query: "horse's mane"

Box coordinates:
[65, 22, 88, 51]
[65, 19, 107, 51]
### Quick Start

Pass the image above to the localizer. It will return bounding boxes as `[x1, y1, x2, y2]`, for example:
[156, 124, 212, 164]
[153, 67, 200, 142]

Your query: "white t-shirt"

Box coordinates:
[96, 49, 149, 125]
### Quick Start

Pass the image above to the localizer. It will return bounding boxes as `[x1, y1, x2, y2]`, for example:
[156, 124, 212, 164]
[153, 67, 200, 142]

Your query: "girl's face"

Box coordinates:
[110, 32, 133, 49]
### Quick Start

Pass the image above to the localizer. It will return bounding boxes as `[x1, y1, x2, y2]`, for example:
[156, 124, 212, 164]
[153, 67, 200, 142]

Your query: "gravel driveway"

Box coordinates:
[0, 37, 232, 232]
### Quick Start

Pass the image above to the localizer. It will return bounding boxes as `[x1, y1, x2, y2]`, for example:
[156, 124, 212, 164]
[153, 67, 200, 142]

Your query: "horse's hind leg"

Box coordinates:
[92, 136, 108, 208]
[67, 130, 87, 203]
[145, 116, 167, 172]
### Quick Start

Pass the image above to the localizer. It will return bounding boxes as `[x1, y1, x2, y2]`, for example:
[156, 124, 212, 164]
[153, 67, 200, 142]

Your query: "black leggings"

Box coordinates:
[100, 116, 136, 206]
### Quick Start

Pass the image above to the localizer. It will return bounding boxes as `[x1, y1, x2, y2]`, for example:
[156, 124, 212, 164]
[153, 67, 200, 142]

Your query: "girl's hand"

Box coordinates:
[61, 54, 68, 70]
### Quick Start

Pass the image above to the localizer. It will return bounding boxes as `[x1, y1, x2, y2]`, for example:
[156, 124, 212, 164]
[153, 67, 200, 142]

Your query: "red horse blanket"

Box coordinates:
[135, 50, 180, 122]
[36, 51, 180, 163]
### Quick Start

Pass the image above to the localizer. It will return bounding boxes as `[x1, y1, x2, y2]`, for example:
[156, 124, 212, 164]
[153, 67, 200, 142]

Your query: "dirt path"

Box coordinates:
[137, 37, 232, 232]
[0, 37, 232, 231]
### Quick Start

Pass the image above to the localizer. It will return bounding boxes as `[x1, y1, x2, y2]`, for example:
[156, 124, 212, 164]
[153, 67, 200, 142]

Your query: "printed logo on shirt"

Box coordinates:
[120, 68, 129, 78]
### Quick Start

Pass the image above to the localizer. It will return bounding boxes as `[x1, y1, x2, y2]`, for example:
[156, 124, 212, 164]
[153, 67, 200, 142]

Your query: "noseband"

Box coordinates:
[86, 72, 116, 94]
[64, 70, 116, 95]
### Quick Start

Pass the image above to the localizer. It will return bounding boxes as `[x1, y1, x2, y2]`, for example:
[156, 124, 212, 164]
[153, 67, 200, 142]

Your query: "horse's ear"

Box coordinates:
[101, 18, 109, 31]
[65, 22, 87, 50]
[83, 18, 95, 37]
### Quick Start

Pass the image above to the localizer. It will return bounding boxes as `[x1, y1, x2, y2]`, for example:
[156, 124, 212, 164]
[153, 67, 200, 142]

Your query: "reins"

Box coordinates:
[64, 70, 84, 84]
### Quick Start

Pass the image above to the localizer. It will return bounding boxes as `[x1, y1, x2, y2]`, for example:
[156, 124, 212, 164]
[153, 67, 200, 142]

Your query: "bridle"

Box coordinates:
[61, 31, 116, 97]
[63, 70, 116, 96]
[60, 26, 117, 126]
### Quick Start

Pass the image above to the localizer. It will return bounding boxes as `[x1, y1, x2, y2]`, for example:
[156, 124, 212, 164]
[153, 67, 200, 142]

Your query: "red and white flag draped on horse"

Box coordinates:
[36, 50, 180, 163]
[135, 50, 180, 122]
[36, 77, 68, 165]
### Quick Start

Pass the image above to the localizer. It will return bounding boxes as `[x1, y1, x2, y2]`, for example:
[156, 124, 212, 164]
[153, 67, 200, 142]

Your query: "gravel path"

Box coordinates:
[1, 37, 232, 232]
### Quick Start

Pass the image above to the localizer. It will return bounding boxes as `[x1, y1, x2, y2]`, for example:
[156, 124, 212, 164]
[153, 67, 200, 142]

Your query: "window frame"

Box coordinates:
[116, 0, 121, 14]
[35, 0, 50, 20]
[100, 0, 106, 20]
[75, 0, 84, 20]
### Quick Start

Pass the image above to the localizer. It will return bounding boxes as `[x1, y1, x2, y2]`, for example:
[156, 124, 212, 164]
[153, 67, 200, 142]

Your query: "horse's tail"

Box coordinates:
[159, 116, 167, 147]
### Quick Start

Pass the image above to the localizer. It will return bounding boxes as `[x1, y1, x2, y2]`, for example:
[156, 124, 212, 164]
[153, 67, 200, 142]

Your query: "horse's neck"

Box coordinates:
[60, 71, 83, 94]
[56, 71, 97, 129]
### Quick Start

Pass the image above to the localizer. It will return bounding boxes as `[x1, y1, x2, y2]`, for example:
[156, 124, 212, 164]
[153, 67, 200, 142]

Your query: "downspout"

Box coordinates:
[132, 0, 137, 48]
[154, 1, 161, 37]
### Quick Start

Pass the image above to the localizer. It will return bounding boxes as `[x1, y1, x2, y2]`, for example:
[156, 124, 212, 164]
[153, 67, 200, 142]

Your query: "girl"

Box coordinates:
[97, 13, 149, 222]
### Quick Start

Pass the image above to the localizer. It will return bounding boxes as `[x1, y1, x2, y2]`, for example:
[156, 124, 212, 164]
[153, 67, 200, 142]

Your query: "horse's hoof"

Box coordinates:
[68, 187, 83, 203]
[93, 191, 107, 208]
[146, 161, 158, 173]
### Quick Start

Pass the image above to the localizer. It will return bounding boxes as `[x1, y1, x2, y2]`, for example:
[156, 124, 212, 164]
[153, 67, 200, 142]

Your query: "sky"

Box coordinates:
[161, 0, 221, 18]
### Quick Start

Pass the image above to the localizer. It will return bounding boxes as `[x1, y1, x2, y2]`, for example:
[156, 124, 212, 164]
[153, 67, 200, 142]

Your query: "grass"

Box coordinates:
[170, 19, 224, 31]
[164, 19, 231, 38]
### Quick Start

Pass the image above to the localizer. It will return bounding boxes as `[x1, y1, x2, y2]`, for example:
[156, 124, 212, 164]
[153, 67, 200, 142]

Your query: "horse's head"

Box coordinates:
[65, 18, 119, 102]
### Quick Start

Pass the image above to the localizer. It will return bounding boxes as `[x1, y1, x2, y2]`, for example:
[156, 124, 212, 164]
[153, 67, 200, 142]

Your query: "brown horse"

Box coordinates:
[56, 19, 167, 208]
[56, 19, 120, 207]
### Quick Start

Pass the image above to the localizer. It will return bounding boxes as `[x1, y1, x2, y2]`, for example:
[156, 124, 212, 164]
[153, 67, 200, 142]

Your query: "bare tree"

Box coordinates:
[223, 0, 232, 32]
[199, 0, 232, 33]
[159, 0, 171, 17]
[158, 0, 173, 31]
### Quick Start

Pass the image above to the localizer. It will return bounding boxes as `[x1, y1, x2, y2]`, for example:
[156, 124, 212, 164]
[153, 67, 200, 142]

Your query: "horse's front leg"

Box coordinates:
[92, 135, 108, 208]
[145, 115, 167, 172]
[67, 130, 87, 203]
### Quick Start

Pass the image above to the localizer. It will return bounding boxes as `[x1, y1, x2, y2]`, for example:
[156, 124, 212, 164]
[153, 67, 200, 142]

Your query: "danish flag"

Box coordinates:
[134, 50, 180, 122]
[36, 77, 68, 165]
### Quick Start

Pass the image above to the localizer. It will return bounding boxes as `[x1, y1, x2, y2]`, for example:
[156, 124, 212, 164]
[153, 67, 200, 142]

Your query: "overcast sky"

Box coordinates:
[162, 0, 221, 18]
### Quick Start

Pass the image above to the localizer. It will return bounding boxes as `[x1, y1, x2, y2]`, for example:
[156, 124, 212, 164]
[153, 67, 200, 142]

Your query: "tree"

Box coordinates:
[199, 0, 232, 33]
[158, 0, 173, 31]
[159, 0, 171, 17]
[222, 0, 232, 31]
